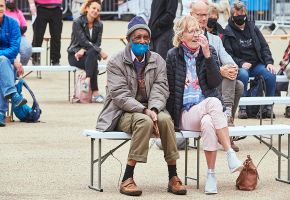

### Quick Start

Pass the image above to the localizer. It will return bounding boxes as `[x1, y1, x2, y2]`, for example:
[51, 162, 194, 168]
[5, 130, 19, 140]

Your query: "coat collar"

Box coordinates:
[79, 14, 100, 39]
[79, 14, 99, 26]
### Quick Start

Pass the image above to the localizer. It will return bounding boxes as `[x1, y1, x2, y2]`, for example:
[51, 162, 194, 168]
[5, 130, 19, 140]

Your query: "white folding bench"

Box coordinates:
[239, 96, 290, 124]
[22, 64, 107, 101]
[23, 65, 79, 101]
[239, 96, 290, 145]
[31, 47, 44, 53]
[83, 124, 290, 192]
[249, 75, 288, 83]
[31, 47, 44, 78]
[276, 75, 289, 83]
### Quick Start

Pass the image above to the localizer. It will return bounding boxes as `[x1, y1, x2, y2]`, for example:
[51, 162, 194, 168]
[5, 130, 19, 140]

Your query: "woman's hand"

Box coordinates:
[100, 51, 108, 60]
[198, 34, 210, 58]
[14, 60, 24, 76]
[75, 49, 86, 61]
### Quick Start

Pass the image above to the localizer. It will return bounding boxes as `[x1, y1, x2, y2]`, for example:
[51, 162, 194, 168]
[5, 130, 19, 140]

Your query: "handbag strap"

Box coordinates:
[256, 148, 271, 169]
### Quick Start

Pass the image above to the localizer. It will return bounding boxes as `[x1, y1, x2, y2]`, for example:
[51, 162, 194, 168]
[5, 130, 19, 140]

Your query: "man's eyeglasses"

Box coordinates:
[193, 13, 208, 18]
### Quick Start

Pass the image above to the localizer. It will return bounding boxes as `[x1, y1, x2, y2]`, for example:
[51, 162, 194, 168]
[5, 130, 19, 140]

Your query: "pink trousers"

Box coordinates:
[180, 97, 228, 151]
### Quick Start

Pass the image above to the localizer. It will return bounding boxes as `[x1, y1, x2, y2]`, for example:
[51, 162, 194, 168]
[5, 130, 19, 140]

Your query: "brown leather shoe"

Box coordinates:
[167, 176, 187, 195]
[120, 177, 142, 196]
[230, 137, 240, 152]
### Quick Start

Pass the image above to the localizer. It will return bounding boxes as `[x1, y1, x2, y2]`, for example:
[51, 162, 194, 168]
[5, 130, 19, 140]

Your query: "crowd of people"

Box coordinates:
[1, 0, 290, 196]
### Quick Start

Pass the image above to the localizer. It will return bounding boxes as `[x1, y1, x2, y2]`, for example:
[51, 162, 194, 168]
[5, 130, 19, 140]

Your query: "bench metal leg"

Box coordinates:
[37, 71, 42, 79]
[74, 71, 76, 87]
[98, 139, 102, 190]
[259, 105, 263, 143]
[68, 71, 71, 102]
[6, 101, 14, 122]
[259, 104, 274, 146]
[10, 101, 13, 122]
[185, 137, 200, 189]
[275, 134, 290, 184]
[185, 138, 188, 185]
[258, 133, 290, 184]
[71, 71, 76, 104]
[88, 139, 129, 192]
[88, 138, 103, 192]
[197, 138, 200, 189]
[270, 104, 274, 146]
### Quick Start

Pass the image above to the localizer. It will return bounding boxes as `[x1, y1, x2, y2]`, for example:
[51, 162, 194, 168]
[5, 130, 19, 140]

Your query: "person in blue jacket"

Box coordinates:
[0, 0, 27, 127]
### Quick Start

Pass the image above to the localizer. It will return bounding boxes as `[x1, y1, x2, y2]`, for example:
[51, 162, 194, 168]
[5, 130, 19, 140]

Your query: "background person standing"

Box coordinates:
[28, 0, 63, 65]
[148, 0, 178, 60]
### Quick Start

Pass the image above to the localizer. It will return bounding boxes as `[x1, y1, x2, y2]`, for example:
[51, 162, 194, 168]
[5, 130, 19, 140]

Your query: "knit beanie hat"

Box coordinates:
[127, 16, 151, 37]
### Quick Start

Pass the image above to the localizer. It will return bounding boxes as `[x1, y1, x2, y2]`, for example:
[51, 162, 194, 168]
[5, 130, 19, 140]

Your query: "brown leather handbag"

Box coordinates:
[236, 155, 259, 191]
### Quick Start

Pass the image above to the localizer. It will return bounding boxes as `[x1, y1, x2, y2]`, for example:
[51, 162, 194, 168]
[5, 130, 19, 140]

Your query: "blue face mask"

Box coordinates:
[131, 40, 149, 56]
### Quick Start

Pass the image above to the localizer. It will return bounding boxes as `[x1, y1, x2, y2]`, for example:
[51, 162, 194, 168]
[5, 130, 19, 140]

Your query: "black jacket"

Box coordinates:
[148, 0, 178, 39]
[166, 45, 223, 130]
[223, 19, 273, 68]
[67, 15, 102, 54]
[210, 22, 224, 39]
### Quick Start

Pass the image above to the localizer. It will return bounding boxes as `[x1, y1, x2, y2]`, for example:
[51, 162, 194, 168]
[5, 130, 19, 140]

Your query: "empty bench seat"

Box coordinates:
[22, 64, 107, 101]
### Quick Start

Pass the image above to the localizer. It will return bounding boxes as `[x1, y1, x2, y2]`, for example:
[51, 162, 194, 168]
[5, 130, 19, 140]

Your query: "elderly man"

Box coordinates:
[0, 0, 27, 126]
[190, 1, 243, 152]
[96, 16, 187, 196]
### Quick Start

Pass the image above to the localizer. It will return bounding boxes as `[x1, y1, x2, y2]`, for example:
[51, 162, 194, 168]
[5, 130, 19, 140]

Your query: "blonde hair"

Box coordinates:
[173, 15, 200, 47]
[80, 0, 102, 15]
[208, 5, 219, 18]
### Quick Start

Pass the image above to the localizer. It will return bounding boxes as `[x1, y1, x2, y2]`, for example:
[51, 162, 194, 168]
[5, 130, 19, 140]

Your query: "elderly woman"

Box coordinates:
[166, 15, 242, 194]
[0, 0, 27, 126]
[67, 0, 108, 103]
[223, 1, 276, 119]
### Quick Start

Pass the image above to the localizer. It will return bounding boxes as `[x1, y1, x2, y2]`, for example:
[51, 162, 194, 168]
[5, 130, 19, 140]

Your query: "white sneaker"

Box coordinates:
[91, 95, 105, 103]
[227, 149, 243, 173]
[205, 171, 217, 194]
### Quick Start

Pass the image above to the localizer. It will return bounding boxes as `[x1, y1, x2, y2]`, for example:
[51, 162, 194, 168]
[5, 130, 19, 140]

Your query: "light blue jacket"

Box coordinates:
[0, 15, 21, 63]
[207, 32, 236, 66]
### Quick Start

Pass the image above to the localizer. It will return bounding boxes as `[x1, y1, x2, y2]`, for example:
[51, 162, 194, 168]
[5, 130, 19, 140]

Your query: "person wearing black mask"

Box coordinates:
[223, 1, 276, 119]
[207, 5, 224, 39]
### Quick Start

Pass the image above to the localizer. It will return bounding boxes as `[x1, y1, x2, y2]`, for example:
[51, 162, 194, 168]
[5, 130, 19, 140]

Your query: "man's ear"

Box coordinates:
[126, 36, 130, 44]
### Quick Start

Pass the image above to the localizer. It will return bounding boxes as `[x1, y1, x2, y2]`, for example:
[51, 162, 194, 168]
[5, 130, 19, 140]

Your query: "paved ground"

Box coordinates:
[1, 21, 290, 200]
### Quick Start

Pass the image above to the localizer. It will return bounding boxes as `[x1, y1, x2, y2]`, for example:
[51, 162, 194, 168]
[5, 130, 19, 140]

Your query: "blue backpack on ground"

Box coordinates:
[12, 79, 41, 122]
